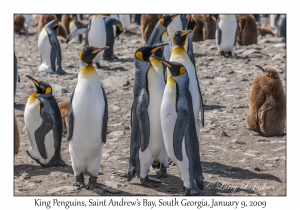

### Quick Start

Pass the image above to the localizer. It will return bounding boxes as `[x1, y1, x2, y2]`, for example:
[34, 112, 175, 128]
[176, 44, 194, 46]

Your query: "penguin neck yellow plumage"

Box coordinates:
[28, 92, 37, 101]
[150, 58, 163, 75]
[79, 64, 99, 80]
[166, 76, 177, 103]
[171, 46, 188, 62]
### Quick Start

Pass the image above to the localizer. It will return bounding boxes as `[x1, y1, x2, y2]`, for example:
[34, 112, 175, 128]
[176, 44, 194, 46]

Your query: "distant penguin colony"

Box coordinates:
[246, 65, 286, 137]
[14, 14, 286, 196]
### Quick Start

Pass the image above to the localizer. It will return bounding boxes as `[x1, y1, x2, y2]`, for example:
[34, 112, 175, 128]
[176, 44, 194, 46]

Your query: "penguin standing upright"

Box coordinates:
[216, 14, 238, 57]
[67, 46, 109, 190]
[155, 58, 204, 195]
[69, 16, 83, 44]
[169, 28, 205, 138]
[277, 15, 286, 39]
[141, 14, 163, 43]
[66, 15, 107, 69]
[102, 16, 123, 60]
[38, 19, 66, 74]
[127, 43, 169, 186]
[24, 75, 66, 167]
[14, 53, 20, 98]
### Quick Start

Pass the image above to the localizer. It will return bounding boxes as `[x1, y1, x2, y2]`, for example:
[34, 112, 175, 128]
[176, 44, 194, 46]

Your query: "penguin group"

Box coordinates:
[14, 14, 286, 196]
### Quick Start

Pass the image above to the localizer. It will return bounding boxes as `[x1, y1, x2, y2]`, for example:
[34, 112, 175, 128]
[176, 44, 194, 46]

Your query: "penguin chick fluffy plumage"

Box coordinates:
[246, 65, 286, 137]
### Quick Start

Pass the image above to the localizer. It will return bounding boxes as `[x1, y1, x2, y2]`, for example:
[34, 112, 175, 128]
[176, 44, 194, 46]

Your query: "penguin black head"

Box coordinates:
[186, 15, 196, 32]
[151, 42, 167, 58]
[152, 56, 186, 77]
[135, 43, 168, 62]
[173, 30, 191, 46]
[255, 65, 280, 79]
[47, 19, 60, 30]
[26, 75, 53, 95]
[79, 46, 110, 64]
[115, 25, 123, 38]
[160, 14, 179, 28]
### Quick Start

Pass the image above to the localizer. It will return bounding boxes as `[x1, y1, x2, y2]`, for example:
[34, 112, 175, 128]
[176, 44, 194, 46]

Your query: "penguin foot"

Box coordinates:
[228, 51, 233, 57]
[220, 51, 225, 57]
[140, 176, 162, 187]
[155, 163, 168, 179]
[53, 158, 68, 167]
[74, 173, 85, 188]
[127, 165, 136, 182]
[103, 55, 119, 61]
[95, 63, 109, 70]
[86, 176, 98, 190]
[56, 68, 66, 75]
[168, 158, 176, 166]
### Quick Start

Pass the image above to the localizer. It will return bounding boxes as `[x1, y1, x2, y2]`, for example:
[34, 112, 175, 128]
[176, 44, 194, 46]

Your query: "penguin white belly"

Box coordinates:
[151, 58, 165, 88]
[170, 50, 200, 129]
[38, 28, 54, 73]
[69, 77, 105, 175]
[145, 66, 165, 156]
[88, 16, 107, 64]
[119, 14, 130, 30]
[24, 98, 55, 165]
[69, 21, 80, 44]
[217, 18, 237, 52]
[162, 31, 171, 61]
[160, 78, 191, 188]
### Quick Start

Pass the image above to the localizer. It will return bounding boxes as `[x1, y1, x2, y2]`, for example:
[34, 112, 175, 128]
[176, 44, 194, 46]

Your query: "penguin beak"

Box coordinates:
[26, 75, 40, 87]
[92, 46, 110, 54]
[255, 65, 265, 72]
[151, 43, 169, 53]
[180, 30, 191, 37]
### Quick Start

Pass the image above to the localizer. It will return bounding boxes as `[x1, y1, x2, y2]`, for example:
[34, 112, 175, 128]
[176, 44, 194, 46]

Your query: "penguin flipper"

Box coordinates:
[173, 109, 189, 161]
[50, 42, 58, 73]
[35, 106, 53, 160]
[137, 90, 150, 152]
[101, 86, 108, 144]
[66, 24, 89, 44]
[67, 89, 75, 142]
[216, 19, 222, 45]
[199, 86, 205, 127]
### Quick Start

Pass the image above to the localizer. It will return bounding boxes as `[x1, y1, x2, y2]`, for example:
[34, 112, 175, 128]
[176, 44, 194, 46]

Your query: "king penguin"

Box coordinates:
[167, 14, 187, 51]
[216, 14, 238, 57]
[24, 75, 66, 167]
[68, 16, 83, 44]
[67, 46, 109, 190]
[102, 16, 123, 60]
[127, 43, 169, 186]
[169, 28, 205, 138]
[147, 15, 180, 62]
[119, 14, 131, 32]
[155, 58, 204, 195]
[38, 19, 66, 74]
[66, 15, 107, 69]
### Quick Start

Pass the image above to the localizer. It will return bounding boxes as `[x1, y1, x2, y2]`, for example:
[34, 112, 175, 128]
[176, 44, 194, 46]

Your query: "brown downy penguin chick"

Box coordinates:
[58, 99, 70, 134]
[14, 112, 20, 155]
[61, 14, 72, 35]
[203, 14, 216, 39]
[257, 26, 276, 36]
[14, 14, 26, 34]
[246, 65, 286, 137]
[236, 14, 257, 45]
[141, 14, 163, 43]
[191, 14, 208, 42]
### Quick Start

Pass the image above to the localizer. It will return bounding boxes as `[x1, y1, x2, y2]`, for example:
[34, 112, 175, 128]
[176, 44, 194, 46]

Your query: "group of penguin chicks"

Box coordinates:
[14, 14, 286, 196]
